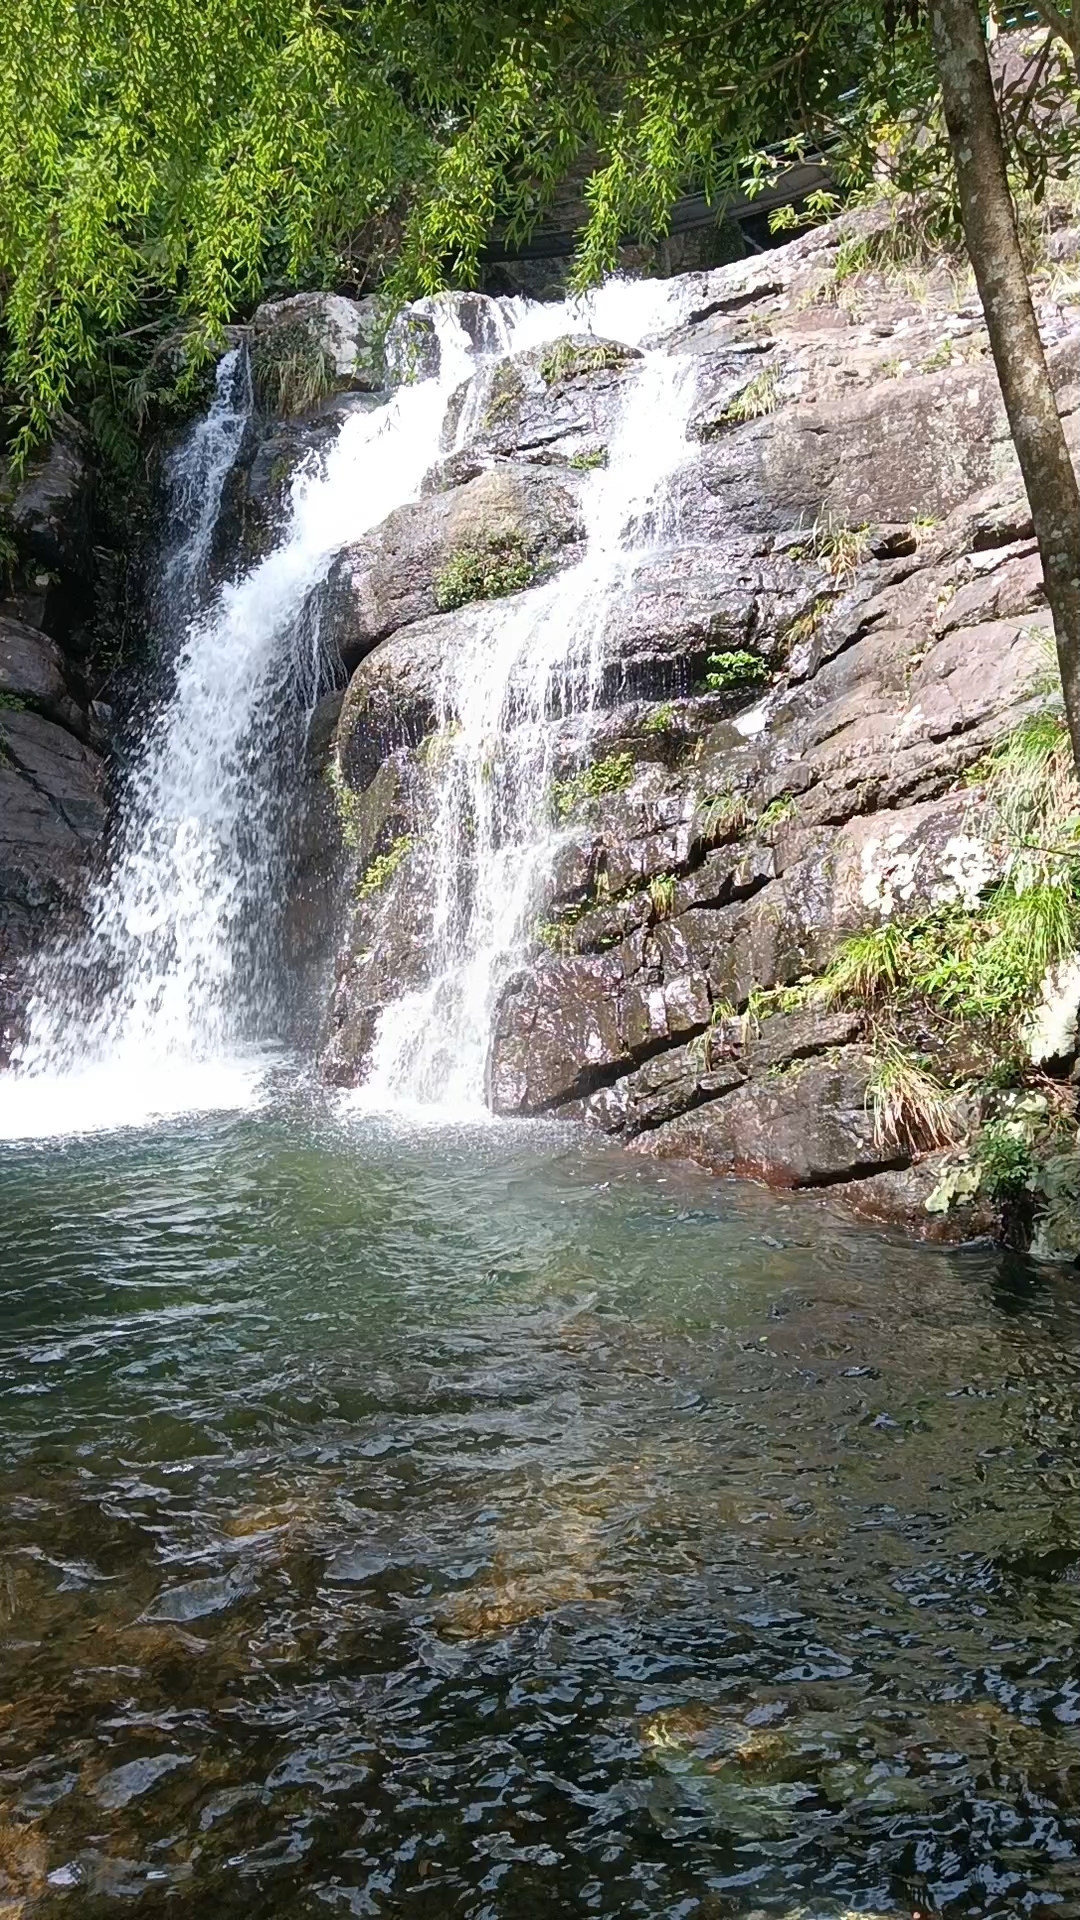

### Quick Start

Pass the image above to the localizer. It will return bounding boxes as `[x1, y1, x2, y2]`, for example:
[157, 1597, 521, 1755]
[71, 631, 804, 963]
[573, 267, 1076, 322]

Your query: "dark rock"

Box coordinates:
[744, 1006, 864, 1072]
[0, 615, 92, 741]
[9, 435, 92, 577]
[827, 1153, 999, 1241]
[0, 708, 105, 1063]
[633, 1047, 899, 1187]
[581, 1042, 743, 1138]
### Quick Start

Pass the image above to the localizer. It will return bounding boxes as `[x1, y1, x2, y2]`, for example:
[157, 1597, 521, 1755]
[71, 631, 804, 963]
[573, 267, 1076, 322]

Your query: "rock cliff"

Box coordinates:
[313, 216, 1080, 1243]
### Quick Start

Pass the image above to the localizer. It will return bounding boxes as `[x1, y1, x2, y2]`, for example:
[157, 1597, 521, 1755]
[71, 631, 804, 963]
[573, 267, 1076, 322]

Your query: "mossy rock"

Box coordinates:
[537, 334, 642, 388]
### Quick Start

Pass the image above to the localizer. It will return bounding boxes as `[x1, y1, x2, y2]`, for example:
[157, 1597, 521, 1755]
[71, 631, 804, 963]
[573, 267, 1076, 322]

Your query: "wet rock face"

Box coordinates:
[317, 465, 584, 672]
[0, 444, 106, 1065]
[316, 218, 1080, 1238]
[0, 648, 105, 1065]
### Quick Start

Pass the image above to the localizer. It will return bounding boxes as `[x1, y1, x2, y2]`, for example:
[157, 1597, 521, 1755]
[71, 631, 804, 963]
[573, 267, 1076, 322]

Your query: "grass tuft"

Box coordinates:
[696, 789, 752, 845]
[252, 321, 336, 417]
[867, 1043, 962, 1154]
[648, 872, 676, 919]
[794, 514, 871, 587]
[818, 921, 909, 1004]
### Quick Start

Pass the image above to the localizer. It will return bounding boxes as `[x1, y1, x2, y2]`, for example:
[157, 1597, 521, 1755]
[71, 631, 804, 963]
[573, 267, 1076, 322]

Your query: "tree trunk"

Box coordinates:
[929, 0, 1080, 768]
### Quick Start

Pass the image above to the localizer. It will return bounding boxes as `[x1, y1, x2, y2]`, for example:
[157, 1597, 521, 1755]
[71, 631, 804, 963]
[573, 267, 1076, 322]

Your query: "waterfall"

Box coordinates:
[157, 346, 253, 629]
[1, 276, 699, 1139]
[358, 338, 698, 1117]
[0, 309, 482, 1137]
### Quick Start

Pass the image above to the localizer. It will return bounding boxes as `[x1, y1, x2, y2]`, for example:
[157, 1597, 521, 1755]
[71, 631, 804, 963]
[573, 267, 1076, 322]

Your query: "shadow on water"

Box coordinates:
[1, 1088, 1079, 1918]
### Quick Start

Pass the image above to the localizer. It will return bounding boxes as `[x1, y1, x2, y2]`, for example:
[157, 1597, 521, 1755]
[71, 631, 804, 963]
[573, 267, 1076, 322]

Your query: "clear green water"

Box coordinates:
[2, 1092, 1079, 1918]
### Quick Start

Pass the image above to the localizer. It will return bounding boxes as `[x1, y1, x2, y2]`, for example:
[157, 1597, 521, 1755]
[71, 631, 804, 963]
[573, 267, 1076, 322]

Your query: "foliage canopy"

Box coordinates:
[2, 1, 1079, 463]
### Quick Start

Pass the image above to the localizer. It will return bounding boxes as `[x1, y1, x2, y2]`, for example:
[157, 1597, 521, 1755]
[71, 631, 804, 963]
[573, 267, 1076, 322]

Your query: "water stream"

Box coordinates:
[1, 1104, 1078, 1918]
[360, 329, 697, 1114]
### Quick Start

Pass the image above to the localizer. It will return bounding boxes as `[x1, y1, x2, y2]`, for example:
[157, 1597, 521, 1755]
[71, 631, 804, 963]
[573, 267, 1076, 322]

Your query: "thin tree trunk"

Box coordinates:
[930, 0, 1080, 768]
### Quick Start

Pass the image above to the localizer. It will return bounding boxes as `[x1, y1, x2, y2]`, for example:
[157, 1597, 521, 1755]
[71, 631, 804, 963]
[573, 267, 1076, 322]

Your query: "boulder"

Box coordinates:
[316, 465, 584, 670]
[632, 1047, 897, 1187]
[251, 291, 384, 397]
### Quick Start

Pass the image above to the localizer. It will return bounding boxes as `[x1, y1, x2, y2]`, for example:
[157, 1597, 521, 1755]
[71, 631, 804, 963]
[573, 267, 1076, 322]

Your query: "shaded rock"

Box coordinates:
[8, 434, 92, 577]
[581, 1044, 744, 1138]
[388, 293, 506, 386]
[829, 1153, 999, 1241]
[0, 707, 105, 846]
[0, 708, 105, 1062]
[489, 925, 713, 1115]
[633, 1047, 897, 1187]
[744, 1006, 863, 1072]
[0, 615, 93, 742]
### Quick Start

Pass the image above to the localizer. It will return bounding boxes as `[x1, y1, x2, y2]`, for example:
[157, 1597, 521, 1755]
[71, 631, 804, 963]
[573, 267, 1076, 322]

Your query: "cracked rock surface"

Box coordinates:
[311, 221, 1080, 1239]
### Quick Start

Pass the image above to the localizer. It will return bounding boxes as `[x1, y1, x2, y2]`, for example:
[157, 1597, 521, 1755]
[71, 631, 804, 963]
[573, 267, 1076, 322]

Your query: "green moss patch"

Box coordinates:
[356, 833, 414, 901]
[550, 752, 634, 821]
[434, 532, 538, 612]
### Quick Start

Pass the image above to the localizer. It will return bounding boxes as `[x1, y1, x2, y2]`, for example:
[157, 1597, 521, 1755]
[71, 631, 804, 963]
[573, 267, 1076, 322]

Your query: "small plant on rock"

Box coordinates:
[539, 339, 632, 387]
[252, 320, 336, 417]
[648, 873, 676, 919]
[551, 752, 634, 821]
[817, 921, 909, 1004]
[867, 1042, 962, 1154]
[704, 649, 770, 695]
[324, 760, 364, 851]
[758, 792, 796, 831]
[569, 445, 608, 471]
[434, 533, 537, 612]
[696, 789, 752, 844]
[356, 833, 414, 901]
[795, 514, 871, 586]
[782, 598, 830, 649]
[717, 368, 780, 427]
[642, 702, 677, 734]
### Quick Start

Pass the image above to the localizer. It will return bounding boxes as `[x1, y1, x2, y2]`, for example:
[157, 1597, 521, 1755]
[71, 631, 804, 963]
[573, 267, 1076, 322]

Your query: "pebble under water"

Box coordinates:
[1, 1091, 1079, 1919]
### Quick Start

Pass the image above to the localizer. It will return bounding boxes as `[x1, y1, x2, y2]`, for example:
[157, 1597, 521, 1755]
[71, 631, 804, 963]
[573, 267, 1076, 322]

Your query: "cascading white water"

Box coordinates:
[157, 347, 253, 629]
[1, 274, 700, 1139]
[358, 306, 699, 1117]
[0, 308, 484, 1138]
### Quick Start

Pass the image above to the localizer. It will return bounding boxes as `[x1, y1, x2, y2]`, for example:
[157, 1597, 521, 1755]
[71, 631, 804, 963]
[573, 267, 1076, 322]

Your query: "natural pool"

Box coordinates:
[1, 1090, 1078, 1918]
